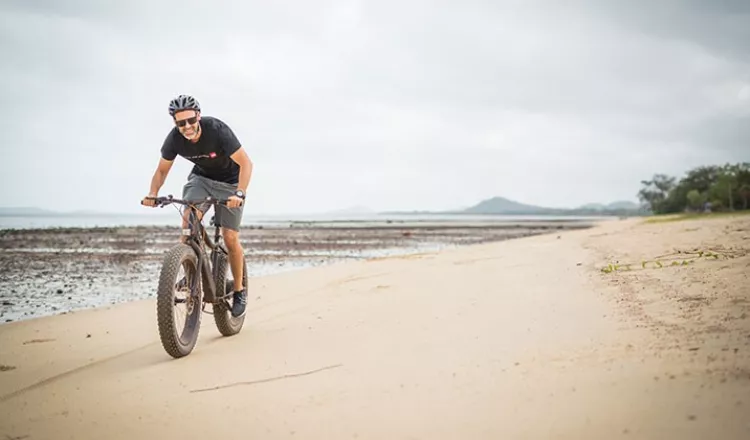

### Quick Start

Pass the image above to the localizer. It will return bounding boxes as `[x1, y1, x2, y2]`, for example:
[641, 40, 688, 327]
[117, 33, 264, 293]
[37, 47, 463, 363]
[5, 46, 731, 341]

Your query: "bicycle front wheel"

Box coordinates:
[156, 243, 202, 358]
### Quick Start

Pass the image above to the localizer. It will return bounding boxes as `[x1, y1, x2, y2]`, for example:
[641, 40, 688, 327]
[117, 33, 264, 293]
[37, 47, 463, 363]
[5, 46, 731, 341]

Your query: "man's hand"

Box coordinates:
[142, 194, 158, 207]
[226, 195, 244, 209]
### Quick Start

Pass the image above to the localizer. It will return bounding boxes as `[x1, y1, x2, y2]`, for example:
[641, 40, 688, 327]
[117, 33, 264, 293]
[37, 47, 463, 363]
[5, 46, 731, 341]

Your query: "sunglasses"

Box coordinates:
[175, 116, 198, 127]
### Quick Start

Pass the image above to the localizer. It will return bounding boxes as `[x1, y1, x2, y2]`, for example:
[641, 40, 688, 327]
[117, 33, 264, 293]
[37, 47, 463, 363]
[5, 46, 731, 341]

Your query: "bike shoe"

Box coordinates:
[232, 289, 247, 318]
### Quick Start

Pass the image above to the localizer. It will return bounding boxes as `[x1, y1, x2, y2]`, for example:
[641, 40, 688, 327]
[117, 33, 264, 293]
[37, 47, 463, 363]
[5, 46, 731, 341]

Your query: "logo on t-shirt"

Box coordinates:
[184, 151, 219, 160]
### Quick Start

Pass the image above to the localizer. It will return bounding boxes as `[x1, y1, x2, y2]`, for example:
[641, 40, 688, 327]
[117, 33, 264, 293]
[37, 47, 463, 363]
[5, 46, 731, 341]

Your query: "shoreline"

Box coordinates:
[0, 219, 597, 324]
[0, 212, 619, 231]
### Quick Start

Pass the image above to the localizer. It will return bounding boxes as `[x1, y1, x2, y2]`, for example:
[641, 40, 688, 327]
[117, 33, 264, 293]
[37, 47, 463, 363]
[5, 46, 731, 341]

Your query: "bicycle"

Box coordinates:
[142, 194, 248, 358]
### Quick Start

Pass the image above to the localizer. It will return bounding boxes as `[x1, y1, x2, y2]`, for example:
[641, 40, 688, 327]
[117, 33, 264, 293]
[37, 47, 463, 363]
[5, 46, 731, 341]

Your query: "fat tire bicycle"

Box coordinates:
[143, 195, 247, 358]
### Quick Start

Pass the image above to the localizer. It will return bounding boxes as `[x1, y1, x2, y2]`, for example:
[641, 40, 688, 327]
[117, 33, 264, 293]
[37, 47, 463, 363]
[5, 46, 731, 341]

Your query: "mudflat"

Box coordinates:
[0, 214, 748, 439]
[0, 220, 590, 322]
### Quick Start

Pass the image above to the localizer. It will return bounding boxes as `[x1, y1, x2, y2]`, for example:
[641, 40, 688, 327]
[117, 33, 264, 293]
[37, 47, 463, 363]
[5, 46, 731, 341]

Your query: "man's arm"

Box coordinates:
[149, 158, 174, 196]
[230, 147, 253, 193]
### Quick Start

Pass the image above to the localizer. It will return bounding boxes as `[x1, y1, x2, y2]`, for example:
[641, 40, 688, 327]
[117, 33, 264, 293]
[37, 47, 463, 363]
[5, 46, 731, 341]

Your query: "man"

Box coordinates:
[142, 94, 253, 318]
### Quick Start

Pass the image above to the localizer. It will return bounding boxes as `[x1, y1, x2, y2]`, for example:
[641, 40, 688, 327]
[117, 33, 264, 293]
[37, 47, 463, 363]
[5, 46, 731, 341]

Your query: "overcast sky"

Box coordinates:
[1, 0, 748, 214]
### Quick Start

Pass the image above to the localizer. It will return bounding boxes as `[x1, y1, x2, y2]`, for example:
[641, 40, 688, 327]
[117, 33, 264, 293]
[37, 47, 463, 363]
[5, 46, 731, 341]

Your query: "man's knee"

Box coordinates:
[223, 228, 242, 251]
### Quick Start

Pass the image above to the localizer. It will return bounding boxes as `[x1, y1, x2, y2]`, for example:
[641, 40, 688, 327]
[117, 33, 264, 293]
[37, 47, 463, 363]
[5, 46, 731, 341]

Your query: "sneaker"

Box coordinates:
[231, 289, 247, 317]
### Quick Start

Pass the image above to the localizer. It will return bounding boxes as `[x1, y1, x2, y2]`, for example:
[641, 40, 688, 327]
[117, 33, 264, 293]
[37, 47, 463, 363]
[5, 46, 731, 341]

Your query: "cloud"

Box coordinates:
[0, 0, 748, 214]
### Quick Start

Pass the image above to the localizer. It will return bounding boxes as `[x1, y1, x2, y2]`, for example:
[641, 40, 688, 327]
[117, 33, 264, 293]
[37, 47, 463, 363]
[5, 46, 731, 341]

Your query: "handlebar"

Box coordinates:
[141, 195, 235, 208]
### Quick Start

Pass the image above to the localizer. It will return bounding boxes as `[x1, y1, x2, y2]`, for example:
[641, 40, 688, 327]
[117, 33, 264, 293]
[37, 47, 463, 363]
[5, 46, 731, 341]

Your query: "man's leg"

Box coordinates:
[222, 227, 246, 317]
[222, 228, 245, 292]
[205, 175, 247, 317]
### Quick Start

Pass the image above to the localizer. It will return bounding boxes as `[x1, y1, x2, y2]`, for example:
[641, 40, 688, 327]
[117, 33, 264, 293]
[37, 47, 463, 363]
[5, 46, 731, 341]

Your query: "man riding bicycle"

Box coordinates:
[142, 94, 254, 318]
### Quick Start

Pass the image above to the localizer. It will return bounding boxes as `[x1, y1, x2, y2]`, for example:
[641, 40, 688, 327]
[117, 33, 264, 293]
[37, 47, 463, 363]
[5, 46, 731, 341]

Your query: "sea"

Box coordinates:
[0, 212, 611, 230]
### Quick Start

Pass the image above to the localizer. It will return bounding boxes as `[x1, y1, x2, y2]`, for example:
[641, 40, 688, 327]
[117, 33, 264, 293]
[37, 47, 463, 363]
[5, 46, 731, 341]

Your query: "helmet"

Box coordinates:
[168, 94, 201, 116]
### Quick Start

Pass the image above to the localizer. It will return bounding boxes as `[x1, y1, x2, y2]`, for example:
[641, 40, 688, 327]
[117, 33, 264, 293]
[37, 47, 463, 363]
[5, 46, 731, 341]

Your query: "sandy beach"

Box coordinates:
[0, 219, 592, 323]
[0, 214, 748, 439]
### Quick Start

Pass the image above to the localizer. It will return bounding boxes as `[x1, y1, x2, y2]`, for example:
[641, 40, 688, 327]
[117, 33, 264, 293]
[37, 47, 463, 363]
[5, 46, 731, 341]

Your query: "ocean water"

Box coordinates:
[0, 214, 182, 230]
[0, 212, 610, 230]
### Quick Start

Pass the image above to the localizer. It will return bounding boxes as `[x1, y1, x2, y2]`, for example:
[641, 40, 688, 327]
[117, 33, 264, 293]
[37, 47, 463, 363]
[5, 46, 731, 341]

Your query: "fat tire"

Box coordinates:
[156, 244, 202, 358]
[213, 252, 248, 336]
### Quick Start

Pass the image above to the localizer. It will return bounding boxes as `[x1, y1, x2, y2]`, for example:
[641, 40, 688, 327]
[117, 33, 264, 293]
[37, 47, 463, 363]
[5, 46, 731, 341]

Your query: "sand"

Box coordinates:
[0, 220, 590, 323]
[0, 214, 748, 439]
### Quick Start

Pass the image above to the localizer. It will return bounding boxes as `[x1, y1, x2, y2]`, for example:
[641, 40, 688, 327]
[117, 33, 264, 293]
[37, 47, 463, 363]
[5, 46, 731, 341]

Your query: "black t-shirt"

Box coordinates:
[161, 116, 243, 184]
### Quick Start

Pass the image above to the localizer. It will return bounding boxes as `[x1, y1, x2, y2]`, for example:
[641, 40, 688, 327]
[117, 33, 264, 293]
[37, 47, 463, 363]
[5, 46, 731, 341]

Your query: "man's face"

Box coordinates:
[174, 110, 201, 140]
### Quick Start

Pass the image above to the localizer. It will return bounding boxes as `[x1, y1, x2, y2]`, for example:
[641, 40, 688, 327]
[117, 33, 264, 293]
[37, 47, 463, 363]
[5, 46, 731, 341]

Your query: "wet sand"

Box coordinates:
[0, 219, 592, 323]
[0, 214, 748, 439]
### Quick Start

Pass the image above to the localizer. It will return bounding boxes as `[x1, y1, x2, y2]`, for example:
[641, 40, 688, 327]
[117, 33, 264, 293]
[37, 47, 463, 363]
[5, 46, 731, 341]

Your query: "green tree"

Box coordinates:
[680, 165, 722, 193]
[686, 189, 707, 211]
[663, 165, 720, 213]
[638, 174, 676, 213]
[710, 168, 738, 211]
[739, 183, 750, 210]
[637, 162, 750, 215]
[727, 162, 750, 209]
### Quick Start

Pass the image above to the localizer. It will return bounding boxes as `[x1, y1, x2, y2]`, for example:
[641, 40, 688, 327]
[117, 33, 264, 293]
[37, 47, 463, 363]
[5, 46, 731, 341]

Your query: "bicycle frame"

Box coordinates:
[150, 195, 231, 304]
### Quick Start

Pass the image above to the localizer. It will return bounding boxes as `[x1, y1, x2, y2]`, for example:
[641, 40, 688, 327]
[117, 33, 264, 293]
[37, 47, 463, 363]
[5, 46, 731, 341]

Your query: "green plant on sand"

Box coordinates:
[600, 248, 746, 274]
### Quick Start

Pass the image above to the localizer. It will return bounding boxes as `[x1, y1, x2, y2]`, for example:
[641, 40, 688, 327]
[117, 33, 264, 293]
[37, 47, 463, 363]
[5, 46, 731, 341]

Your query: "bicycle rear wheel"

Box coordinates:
[156, 243, 202, 358]
[212, 250, 247, 336]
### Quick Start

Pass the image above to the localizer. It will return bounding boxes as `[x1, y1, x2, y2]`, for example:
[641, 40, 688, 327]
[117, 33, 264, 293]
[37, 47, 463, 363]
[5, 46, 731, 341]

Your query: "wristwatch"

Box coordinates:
[234, 189, 246, 200]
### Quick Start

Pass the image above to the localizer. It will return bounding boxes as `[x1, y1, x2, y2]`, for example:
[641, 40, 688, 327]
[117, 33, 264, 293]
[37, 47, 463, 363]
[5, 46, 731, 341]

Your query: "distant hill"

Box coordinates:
[381, 196, 644, 216]
[462, 197, 557, 215]
[604, 201, 640, 210]
[458, 196, 643, 216]
[578, 203, 607, 211]
[578, 201, 639, 211]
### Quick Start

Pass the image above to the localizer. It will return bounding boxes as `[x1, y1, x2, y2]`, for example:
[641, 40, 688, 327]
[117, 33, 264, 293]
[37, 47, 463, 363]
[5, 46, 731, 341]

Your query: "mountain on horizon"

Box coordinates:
[603, 200, 640, 210]
[577, 201, 639, 210]
[461, 197, 557, 215]
[458, 196, 642, 215]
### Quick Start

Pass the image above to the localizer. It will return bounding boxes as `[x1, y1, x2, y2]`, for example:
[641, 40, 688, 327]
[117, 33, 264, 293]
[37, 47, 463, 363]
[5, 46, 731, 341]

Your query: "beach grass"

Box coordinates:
[643, 210, 750, 224]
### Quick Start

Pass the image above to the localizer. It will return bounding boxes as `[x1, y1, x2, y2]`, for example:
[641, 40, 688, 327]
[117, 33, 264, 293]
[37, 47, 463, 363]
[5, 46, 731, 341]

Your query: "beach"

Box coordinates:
[0, 213, 748, 439]
[0, 218, 593, 323]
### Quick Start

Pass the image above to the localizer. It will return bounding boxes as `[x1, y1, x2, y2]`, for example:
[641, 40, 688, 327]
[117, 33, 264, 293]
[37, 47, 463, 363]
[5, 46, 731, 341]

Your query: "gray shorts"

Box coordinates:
[182, 173, 244, 231]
